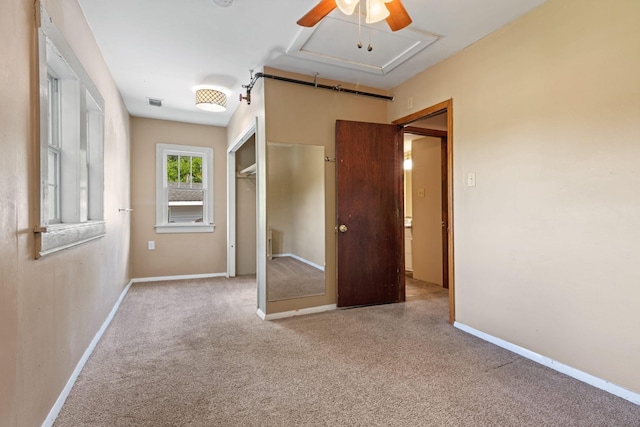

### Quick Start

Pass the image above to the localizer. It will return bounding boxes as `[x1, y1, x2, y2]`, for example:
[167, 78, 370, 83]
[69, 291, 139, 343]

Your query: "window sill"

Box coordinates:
[155, 224, 215, 234]
[34, 220, 106, 258]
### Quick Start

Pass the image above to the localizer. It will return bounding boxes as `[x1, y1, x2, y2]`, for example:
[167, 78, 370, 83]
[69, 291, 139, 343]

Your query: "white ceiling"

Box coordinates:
[77, 0, 547, 127]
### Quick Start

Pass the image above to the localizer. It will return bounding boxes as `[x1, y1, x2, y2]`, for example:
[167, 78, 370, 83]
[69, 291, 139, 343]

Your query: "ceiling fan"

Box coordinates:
[297, 0, 412, 32]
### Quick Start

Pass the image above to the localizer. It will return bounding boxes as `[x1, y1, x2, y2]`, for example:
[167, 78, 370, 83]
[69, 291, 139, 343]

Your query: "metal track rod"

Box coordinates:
[246, 72, 394, 102]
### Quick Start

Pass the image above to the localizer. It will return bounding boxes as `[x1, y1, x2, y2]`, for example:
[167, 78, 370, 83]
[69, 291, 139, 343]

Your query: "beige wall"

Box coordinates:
[236, 176, 257, 275]
[236, 137, 257, 275]
[411, 137, 443, 285]
[404, 168, 413, 218]
[0, 0, 132, 426]
[290, 145, 325, 266]
[227, 76, 267, 312]
[267, 145, 295, 255]
[390, 0, 640, 393]
[130, 117, 227, 278]
[264, 68, 389, 314]
[267, 144, 325, 266]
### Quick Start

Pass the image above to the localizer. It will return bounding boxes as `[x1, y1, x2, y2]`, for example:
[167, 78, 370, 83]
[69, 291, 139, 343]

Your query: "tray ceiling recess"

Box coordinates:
[287, 15, 439, 75]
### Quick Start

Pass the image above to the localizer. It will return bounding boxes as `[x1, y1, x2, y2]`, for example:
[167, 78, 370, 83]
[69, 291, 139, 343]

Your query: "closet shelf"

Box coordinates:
[237, 163, 256, 178]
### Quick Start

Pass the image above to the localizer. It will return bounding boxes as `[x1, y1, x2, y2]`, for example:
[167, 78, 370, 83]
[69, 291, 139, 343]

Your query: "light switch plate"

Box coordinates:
[467, 173, 476, 187]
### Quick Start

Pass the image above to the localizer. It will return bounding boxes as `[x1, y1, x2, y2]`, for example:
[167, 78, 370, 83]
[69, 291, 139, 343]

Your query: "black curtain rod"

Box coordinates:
[240, 71, 394, 104]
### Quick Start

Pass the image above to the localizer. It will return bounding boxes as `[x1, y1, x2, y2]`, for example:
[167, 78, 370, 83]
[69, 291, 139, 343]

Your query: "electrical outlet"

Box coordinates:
[467, 173, 476, 187]
[148, 240, 155, 250]
[418, 188, 425, 197]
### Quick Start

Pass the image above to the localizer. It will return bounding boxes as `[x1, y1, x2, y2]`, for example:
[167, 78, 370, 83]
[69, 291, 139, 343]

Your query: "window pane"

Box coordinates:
[156, 144, 213, 231]
[167, 155, 179, 183]
[192, 156, 203, 183]
[47, 149, 60, 221]
[47, 73, 60, 148]
[168, 155, 204, 186]
[179, 156, 190, 183]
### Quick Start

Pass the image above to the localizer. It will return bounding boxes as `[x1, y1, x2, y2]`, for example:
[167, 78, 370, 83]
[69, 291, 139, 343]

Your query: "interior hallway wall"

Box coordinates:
[226, 75, 267, 312]
[411, 136, 443, 286]
[264, 67, 388, 315]
[1, 0, 132, 425]
[130, 117, 227, 278]
[389, 0, 640, 394]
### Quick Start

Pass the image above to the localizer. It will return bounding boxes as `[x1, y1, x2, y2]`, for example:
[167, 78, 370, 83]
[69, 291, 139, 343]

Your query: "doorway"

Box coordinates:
[393, 100, 454, 323]
[226, 123, 258, 278]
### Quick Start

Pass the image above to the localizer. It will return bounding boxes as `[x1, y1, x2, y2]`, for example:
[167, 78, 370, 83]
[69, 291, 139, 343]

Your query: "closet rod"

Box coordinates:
[240, 72, 395, 104]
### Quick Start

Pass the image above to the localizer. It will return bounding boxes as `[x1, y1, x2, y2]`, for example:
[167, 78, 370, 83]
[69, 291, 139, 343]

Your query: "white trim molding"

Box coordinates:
[454, 322, 640, 406]
[272, 253, 325, 272]
[42, 280, 133, 427]
[227, 122, 257, 278]
[131, 272, 227, 283]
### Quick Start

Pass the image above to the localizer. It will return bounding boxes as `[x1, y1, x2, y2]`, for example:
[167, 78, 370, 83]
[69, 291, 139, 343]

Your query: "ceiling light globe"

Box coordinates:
[336, 0, 359, 15]
[366, 0, 390, 23]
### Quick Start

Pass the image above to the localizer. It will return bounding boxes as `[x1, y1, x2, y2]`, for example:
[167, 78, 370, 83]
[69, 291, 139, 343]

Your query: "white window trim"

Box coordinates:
[155, 143, 215, 234]
[35, 2, 105, 258]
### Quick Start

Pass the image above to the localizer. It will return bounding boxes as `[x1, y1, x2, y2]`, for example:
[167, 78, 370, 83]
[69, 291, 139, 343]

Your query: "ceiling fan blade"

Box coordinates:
[385, 0, 412, 31]
[297, 0, 337, 27]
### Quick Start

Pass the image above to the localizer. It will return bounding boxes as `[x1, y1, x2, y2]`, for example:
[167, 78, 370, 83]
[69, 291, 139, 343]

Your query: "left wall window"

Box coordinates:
[35, 3, 106, 257]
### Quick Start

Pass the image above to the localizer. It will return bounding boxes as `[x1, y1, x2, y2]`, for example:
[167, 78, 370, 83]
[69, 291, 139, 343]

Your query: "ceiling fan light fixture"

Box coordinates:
[365, 0, 390, 24]
[195, 89, 227, 112]
[212, 0, 233, 7]
[335, 0, 359, 15]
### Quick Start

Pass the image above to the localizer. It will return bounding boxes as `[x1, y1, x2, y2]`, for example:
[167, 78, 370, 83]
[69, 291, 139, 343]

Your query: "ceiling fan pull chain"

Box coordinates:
[357, 0, 363, 48]
[366, 0, 373, 51]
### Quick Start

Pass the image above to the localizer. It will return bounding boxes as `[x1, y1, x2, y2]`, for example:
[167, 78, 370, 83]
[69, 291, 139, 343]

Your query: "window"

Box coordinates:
[156, 144, 214, 233]
[35, 3, 105, 257]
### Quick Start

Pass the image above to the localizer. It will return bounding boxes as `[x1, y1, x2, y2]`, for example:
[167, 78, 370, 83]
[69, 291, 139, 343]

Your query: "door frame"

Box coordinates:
[403, 126, 448, 290]
[226, 121, 257, 278]
[392, 99, 455, 324]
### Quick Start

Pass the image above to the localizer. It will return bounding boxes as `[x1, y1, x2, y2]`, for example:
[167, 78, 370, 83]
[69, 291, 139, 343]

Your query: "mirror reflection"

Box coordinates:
[267, 143, 325, 301]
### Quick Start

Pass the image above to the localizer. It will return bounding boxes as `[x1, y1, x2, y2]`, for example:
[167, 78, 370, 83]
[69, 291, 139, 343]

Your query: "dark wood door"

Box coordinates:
[335, 120, 405, 307]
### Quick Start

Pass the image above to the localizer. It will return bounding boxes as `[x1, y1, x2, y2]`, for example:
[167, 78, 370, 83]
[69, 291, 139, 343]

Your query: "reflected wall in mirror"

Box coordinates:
[267, 143, 325, 301]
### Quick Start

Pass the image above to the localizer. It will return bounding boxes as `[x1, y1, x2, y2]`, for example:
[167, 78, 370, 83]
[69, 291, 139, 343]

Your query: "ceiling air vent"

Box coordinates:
[148, 98, 163, 107]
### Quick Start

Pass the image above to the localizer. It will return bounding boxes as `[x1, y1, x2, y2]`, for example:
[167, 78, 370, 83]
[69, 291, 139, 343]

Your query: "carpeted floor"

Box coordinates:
[267, 256, 325, 300]
[53, 276, 640, 426]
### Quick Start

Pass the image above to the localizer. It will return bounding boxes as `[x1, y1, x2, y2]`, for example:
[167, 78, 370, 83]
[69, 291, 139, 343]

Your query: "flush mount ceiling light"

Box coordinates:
[195, 89, 227, 112]
[297, 0, 412, 31]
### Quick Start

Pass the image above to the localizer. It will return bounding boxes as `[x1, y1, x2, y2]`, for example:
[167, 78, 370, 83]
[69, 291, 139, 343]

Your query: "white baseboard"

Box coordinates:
[454, 321, 640, 406]
[42, 280, 134, 427]
[263, 304, 337, 321]
[272, 253, 324, 272]
[131, 272, 227, 283]
[256, 308, 266, 320]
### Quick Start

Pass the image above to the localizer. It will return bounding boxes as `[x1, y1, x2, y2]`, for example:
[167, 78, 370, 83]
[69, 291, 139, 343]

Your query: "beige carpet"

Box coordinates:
[267, 256, 324, 300]
[53, 276, 640, 426]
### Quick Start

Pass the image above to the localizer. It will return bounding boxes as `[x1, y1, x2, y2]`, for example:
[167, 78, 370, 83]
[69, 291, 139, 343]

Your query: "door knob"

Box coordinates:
[338, 224, 348, 233]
